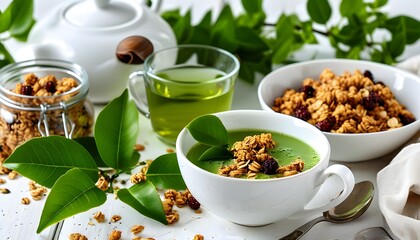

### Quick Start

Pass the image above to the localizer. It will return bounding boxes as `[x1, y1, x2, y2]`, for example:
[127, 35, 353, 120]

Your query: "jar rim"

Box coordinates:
[0, 59, 89, 111]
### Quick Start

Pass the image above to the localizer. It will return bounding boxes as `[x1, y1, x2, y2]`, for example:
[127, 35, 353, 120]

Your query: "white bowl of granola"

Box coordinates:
[258, 59, 420, 162]
[176, 110, 355, 226]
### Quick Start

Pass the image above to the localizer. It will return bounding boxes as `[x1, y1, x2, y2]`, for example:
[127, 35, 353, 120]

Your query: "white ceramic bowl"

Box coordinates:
[176, 110, 355, 226]
[258, 59, 420, 162]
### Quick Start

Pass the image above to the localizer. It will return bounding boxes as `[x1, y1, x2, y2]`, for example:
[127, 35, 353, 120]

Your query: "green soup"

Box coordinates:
[187, 129, 320, 179]
[146, 66, 234, 144]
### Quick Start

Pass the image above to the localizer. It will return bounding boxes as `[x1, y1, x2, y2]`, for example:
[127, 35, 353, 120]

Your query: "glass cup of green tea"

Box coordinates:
[128, 44, 240, 145]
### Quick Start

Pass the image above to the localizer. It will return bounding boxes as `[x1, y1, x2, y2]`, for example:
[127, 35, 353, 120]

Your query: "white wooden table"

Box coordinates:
[1, 77, 419, 240]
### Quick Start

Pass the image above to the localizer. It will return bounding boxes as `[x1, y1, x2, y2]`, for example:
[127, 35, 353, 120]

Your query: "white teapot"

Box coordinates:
[16, 0, 176, 103]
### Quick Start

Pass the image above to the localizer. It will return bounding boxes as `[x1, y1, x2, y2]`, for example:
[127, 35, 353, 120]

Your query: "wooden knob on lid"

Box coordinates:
[116, 36, 154, 64]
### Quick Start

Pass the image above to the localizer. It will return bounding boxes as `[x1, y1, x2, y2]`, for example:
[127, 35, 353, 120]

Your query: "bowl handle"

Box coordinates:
[289, 164, 355, 219]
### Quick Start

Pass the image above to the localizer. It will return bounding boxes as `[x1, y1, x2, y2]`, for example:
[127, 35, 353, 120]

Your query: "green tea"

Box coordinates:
[146, 66, 234, 144]
[187, 129, 320, 179]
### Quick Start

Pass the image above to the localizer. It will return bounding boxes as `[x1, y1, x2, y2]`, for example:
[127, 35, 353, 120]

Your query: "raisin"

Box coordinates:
[20, 85, 33, 96]
[315, 116, 336, 132]
[45, 81, 56, 93]
[187, 196, 201, 210]
[294, 105, 311, 121]
[262, 158, 279, 175]
[298, 85, 315, 99]
[363, 70, 374, 81]
[362, 91, 383, 110]
[399, 114, 415, 126]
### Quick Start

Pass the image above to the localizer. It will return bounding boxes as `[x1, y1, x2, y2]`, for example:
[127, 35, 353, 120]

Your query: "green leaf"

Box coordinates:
[188, 11, 212, 45]
[161, 9, 182, 27]
[307, 0, 332, 24]
[94, 89, 140, 171]
[186, 115, 228, 147]
[174, 10, 193, 43]
[241, 0, 263, 14]
[372, 0, 388, 8]
[146, 153, 186, 190]
[9, 0, 35, 40]
[236, 26, 269, 52]
[37, 168, 106, 233]
[211, 5, 238, 52]
[238, 57, 271, 83]
[385, 16, 420, 44]
[3, 136, 98, 188]
[272, 15, 295, 64]
[336, 18, 366, 46]
[340, 0, 366, 18]
[388, 32, 406, 58]
[0, 42, 14, 67]
[198, 146, 233, 161]
[0, 5, 12, 32]
[299, 20, 318, 44]
[118, 181, 167, 225]
[74, 137, 107, 168]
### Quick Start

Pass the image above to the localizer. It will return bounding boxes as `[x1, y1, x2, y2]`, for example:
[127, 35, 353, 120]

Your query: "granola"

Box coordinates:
[69, 233, 88, 240]
[130, 224, 145, 234]
[271, 69, 416, 133]
[219, 133, 305, 179]
[108, 230, 121, 240]
[0, 73, 94, 164]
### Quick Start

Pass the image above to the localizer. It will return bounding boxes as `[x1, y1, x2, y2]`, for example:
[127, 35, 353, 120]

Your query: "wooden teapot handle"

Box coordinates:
[115, 36, 154, 64]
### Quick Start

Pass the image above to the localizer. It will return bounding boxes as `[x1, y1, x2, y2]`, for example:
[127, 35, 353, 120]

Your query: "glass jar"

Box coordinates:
[0, 59, 94, 162]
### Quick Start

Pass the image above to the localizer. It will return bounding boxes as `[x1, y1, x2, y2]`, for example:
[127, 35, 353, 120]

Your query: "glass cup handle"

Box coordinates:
[128, 71, 150, 118]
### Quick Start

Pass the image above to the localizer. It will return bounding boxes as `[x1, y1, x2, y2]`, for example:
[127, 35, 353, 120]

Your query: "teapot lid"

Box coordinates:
[64, 0, 142, 29]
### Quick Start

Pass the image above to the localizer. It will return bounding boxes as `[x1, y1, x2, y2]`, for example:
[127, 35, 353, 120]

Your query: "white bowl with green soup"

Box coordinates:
[176, 110, 355, 226]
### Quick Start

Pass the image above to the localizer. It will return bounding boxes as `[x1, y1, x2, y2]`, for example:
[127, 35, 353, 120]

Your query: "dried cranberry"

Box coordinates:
[20, 85, 33, 96]
[262, 158, 279, 175]
[299, 85, 315, 99]
[362, 91, 383, 110]
[315, 116, 336, 132]
[294, 105, 311, 121]
[187, 196, 201, 210]
[399, 114, 415, 126]
[45, 81, 56, 93]
[363, 70, 374, 81]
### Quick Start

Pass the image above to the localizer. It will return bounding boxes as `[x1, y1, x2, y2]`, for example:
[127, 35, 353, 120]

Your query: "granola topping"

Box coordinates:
[219, 133, 305, 179]
[272, 69, 416, 133]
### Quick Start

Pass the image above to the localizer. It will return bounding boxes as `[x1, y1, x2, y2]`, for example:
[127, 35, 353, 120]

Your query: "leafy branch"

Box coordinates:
[161, 0, 420, 83]
[3, 90, 186, 233]
[0, 0, 35, 68]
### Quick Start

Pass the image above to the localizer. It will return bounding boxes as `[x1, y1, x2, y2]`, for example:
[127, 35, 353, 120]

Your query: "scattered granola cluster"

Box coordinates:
[69, 233, 88, 240]
[272, 69, 416, 133]
[0, 73, 93, 164]
[86, 211, 155, 240]
[130, 160, 201, 225]
[219, 133, 305, 178]
[28, 180, 48, 201]
[163, 189, 201, 224]
[0, 169, 19, 194]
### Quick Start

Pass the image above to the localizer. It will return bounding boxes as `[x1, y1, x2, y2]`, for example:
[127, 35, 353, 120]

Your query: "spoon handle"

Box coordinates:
[279, 216, 326, 240]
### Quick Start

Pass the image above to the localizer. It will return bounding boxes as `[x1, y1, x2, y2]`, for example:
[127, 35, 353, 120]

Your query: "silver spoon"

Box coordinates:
[279, 180, 375, 240]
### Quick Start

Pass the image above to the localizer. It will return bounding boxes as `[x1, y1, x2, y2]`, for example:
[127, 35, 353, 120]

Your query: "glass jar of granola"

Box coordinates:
[0, 60, 94, 162]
